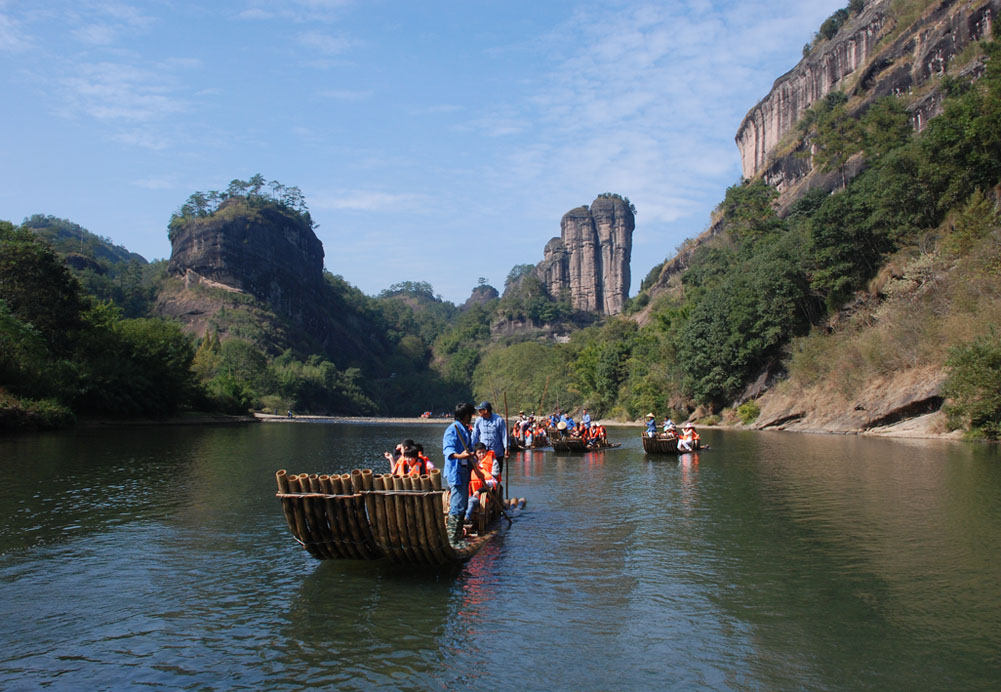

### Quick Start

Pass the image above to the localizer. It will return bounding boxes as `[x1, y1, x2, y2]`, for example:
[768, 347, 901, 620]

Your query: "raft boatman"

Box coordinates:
[443, 402, 477, 546]
[645, 413, 657, 438]
[472, 401, 508, 474]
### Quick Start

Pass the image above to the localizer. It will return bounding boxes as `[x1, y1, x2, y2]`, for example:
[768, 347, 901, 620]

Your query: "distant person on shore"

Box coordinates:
[471, 401, 508, 474]
[646, 413, 657, 437]
[443, 402, 476, 546]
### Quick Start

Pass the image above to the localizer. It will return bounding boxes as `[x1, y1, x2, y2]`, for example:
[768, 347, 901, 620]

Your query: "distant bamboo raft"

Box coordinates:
[275, 468, 525, 564]
[640, 436, 706, 454]
[550, 438, 621, 452]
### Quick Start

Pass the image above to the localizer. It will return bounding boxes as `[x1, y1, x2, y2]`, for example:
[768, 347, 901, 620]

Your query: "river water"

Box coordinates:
[1, 423, 999, 691]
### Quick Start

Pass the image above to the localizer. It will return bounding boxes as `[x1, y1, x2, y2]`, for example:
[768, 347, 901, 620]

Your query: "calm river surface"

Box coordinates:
[1, 423, 999, 691]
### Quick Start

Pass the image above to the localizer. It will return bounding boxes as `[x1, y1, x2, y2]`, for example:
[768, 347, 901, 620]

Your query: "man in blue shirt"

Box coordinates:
[442, 402, 476, 546]
[472, 401, 508, 474]
[581, 408, 592, 430]
[645, 413, 658, 437]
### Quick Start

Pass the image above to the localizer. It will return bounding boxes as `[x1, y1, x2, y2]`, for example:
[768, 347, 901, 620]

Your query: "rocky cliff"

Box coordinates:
[736, 0, 999, 190]
[537, 196, 634, 315]
[165, 199, 326, 320]
[157, 198, 385, 365]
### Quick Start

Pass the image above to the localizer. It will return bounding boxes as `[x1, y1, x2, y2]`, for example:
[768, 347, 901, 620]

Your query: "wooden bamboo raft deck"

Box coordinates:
[275, 468, 521, 564]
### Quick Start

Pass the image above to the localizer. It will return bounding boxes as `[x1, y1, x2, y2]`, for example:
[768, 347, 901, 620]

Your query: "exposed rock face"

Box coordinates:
[537, 196, 634, 315]
[736, 0, 999, 187]
[159, 199, 348, 356]
[462, 284, 499, 311]
[166, 200, 325, 320]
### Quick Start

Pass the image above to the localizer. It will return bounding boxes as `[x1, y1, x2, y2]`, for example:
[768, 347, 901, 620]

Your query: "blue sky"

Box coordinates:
[1, 0, 845, 304]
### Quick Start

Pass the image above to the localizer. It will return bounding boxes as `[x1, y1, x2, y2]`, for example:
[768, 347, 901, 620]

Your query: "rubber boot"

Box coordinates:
[447, 514, 467, 549]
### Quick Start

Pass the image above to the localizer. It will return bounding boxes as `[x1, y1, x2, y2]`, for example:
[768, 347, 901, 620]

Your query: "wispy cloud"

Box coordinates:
[483, 0, 841, 231]
[298, 30, 358, 56]
[312, 190, 434, 213]
[238, 0, 352, 23]
[68, 2, 156, 46]
[60, 61, 187, 122]
[0, 10, 32, 52]
[318, 88, 372, 101]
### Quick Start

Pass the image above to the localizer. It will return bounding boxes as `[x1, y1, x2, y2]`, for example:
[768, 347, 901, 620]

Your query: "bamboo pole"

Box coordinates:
[331, 474, 363, 559]
[503, 391, 510, 500]
[391, 475, 418, 563]
[418, 475, 448, 564]
[371, 474, 396, 561]
[359, 469, 380, 557]
[425, 475, 456, 561]
[347, 471, 378, 560]
[379, 474, 404, 561]
[350, 469, 379, 558]
[307, 474, 337, 559]
[317, 475, 347, 559]
[402, 476, 433, 564]
[337, 473, 366, 559]
[275, 470, 299, 540]
[286, 474, 322, 559]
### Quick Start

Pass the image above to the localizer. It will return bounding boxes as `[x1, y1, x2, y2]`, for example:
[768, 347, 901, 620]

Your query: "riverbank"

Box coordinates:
[253, 413, 449, 424]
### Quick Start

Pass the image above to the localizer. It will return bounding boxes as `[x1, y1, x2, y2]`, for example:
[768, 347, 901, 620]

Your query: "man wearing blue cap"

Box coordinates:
[471, 401, 508, 475]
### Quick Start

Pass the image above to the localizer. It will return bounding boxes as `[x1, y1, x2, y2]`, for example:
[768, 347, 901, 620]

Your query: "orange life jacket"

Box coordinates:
[469, 451, 498, 494]
[393, 457, 428, 477]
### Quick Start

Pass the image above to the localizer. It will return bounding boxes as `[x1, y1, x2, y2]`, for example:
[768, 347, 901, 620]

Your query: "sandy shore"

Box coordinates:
[254, 413, 451, 424]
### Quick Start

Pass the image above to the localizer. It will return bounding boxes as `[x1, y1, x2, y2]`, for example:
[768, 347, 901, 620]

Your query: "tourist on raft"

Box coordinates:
[471, 401, 508, 474]
[443, 402, 477, 546]
[677, 422, 701, 451]
[662, 419, 677, 439]
[390, 444, 436, 477]
[465, 442, 501, 526]
[645, 413, 658, 438]
[384, 438, 416, 469]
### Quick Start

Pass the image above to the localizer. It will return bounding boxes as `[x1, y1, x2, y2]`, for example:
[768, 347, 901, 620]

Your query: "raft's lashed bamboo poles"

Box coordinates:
[306, 474, 337, 559]
[284, 473, 323, 558]
[318, 475, 348, 559]
[275, 467, 515, 564]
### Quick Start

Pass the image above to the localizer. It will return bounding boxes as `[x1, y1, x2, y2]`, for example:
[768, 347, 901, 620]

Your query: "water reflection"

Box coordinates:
[1, 424, 1000, 690]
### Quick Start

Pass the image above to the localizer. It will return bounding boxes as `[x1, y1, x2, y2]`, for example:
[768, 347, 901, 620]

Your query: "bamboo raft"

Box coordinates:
[550, 438, 621, 453]
[275, 468, 524, 564]
[510, 437, 551, 451]
[641, 436, 707, 454]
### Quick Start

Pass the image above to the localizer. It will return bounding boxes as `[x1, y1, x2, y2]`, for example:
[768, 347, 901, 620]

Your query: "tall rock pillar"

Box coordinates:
[538, 195, 634, 316]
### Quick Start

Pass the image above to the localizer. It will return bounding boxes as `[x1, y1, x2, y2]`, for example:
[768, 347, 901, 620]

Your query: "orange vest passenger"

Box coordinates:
[469, 450, 498, 495]
[393, 456, 429, 477]
[681, 428, 700, 446]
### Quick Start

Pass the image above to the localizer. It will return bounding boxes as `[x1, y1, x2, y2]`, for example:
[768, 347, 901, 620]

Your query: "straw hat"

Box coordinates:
[646, 413, 655, 418]
[557, 421, 567, 430]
